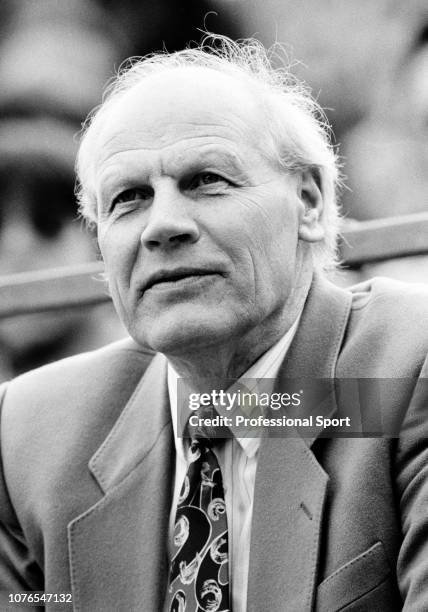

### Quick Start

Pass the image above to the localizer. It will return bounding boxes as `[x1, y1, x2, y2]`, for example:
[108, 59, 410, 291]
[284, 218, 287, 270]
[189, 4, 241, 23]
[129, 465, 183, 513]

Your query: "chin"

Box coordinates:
[131, 313, 238, 356]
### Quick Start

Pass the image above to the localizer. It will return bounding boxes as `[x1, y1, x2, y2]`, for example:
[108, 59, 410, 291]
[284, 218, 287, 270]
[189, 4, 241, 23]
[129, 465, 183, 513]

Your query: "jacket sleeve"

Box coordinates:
[396, 355, 428, 610]
[0, 383, 44, 606]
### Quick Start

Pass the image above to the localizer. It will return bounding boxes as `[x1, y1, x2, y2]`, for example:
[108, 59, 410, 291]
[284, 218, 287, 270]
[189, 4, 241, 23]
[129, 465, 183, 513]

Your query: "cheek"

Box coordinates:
[98, 222, 139, 292]
[210, 221, 290, 314]
[240, 195, 298, 263]
[255, 196, 300, 265]
[238, 204, 299, 304]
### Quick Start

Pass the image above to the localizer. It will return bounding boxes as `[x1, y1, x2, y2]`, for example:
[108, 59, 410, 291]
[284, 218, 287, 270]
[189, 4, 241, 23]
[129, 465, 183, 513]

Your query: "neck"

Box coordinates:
[166, 256, 313, 392]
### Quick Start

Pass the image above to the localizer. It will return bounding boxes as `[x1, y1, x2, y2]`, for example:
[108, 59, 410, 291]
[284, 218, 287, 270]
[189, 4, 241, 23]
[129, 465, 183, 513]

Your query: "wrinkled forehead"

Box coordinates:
[91, 66, 267, 158]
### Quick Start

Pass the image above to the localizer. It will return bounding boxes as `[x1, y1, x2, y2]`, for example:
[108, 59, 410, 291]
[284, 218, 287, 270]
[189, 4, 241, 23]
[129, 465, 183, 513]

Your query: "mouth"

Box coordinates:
[141, 267, 223, 293]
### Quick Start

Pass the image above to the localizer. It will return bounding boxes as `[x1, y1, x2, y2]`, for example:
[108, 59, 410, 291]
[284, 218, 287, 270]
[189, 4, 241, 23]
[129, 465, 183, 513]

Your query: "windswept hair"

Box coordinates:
[76, 35, 341, 270]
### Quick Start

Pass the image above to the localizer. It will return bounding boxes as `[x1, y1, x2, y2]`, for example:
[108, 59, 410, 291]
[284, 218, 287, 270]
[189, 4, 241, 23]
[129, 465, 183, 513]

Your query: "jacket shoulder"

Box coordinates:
[341, 277, 428, 376]
[350, 276, 428, 310]
[2, 336, 153, 404]
[0, 338, 154, 480]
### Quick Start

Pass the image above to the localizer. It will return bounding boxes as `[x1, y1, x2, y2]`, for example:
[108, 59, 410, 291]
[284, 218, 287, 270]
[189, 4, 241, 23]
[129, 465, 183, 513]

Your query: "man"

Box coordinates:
[1, 36, 428, 611]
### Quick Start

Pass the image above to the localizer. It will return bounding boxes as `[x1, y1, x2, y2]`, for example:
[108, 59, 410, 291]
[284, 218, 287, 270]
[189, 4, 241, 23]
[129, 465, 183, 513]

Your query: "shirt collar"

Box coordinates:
[167, 316, 300, 460]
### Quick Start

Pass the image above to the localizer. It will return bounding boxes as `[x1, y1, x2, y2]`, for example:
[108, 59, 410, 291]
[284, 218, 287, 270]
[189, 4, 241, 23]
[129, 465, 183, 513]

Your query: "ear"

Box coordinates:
[297, 168, 325, 243]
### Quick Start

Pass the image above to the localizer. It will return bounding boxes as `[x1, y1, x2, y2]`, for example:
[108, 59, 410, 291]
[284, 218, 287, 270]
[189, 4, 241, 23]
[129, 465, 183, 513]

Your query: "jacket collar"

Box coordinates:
[282, 273, 352, 378]
[276, 272, 353, 447]
[88, 352, 170, 493]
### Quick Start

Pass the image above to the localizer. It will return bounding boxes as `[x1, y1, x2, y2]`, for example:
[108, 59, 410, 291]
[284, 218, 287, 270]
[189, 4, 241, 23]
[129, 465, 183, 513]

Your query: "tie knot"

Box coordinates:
[185, 404, 230, 445]
[184, 406, 217, 446]
[189, 437, 213, 453]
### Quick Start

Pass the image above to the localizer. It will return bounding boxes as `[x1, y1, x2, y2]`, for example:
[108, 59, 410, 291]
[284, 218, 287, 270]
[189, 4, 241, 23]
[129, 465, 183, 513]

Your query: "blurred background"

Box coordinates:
[0, 0, 427, 381]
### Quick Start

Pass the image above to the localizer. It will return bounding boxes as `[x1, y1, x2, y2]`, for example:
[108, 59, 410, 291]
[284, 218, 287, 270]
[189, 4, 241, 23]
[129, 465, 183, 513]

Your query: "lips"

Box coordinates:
[141, 267, 222, 292]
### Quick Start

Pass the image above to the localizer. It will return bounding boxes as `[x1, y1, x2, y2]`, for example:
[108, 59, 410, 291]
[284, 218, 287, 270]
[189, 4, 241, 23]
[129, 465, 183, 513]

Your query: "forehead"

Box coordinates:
[92, 67, 266, 168]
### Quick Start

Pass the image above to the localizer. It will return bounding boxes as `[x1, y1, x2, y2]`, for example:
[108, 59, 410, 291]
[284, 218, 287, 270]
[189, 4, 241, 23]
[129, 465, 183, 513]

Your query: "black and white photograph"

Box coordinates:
[1, 1, 428, 610]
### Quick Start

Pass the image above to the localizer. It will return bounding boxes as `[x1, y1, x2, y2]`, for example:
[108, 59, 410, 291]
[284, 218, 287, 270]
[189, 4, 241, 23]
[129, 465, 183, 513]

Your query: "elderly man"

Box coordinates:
[1, 37, 428, 611]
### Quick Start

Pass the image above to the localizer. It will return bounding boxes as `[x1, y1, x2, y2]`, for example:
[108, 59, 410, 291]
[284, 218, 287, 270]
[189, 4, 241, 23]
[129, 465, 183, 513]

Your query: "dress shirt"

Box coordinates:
[167, 318, 299, 612]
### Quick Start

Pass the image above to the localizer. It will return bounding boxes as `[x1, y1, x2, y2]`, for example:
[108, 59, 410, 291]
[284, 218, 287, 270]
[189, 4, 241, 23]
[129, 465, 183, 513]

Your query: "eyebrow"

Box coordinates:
[171, 147, 249, 180]
[97, 144, 250, 202]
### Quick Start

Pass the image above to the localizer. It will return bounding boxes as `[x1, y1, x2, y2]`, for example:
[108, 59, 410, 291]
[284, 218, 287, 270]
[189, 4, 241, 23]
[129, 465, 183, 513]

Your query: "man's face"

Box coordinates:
[94, 68, 310, 354]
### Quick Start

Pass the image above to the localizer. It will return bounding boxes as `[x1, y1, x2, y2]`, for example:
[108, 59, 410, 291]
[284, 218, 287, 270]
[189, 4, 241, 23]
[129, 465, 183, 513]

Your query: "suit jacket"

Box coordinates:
[1, 274, 428, 612]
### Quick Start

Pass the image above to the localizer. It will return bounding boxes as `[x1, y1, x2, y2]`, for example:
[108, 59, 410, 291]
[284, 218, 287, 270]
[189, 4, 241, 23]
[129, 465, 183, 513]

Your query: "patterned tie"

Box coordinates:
[165, 436, 230, 612]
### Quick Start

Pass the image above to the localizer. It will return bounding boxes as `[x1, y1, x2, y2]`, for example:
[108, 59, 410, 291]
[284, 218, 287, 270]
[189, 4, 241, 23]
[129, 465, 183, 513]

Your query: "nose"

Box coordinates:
[140, 186, 200, 250]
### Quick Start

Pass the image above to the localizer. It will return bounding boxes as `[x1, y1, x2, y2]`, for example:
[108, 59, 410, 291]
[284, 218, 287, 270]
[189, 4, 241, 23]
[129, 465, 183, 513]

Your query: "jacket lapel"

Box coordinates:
[68, 353, 173, 612]
[248, 275, 352, 611]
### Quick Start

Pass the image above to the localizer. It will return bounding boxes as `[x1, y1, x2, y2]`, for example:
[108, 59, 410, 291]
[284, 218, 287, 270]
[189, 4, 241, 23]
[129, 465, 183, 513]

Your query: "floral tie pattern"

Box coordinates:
[165, 439, 230, 612]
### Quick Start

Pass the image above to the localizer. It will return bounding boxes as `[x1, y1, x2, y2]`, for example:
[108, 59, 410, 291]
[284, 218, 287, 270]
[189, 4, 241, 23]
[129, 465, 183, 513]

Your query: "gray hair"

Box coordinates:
[76, 35, 341, 269]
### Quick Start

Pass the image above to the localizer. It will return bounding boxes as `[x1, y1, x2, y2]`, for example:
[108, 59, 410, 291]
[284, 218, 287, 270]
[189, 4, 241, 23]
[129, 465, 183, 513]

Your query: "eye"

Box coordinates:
[188, 172, 230, 191]
[111, 186, 153, 208]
